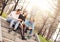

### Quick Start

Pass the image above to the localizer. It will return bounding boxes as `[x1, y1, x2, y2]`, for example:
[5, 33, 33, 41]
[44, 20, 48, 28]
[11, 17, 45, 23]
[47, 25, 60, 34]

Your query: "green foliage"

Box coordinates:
[39, 35, 52, 42]
[39, 35, 48, 42]
[2, 13, 7, 18]
[48, 40, 52, 42]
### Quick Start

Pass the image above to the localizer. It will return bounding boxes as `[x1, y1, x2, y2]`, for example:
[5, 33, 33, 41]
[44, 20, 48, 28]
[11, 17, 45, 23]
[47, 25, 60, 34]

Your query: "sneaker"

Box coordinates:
[27, 36, 31, 39]
[8, 28, 12, 33]
[22, 36, 27, 40]
[22, 38, 27, 40]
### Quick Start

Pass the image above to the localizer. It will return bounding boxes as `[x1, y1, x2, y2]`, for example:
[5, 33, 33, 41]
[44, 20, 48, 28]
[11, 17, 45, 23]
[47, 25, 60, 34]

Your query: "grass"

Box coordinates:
[39, 35, 52, 42]
[48, 40, 52, 42]
[2, 13, 7, 18]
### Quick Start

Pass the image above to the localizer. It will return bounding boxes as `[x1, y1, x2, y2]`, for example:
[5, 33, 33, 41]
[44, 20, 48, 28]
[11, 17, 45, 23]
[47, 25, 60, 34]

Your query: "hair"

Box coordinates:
[23, 10, 27, 14]
[17, 9, 22, 12]
[23, 10, 27, 18]
[30, 17, 35, 22]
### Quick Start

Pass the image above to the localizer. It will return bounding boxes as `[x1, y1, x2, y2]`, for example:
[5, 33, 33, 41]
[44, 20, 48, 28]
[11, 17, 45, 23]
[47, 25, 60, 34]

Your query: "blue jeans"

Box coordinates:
[7, 17, 20, 30]
[29, 29, 33, 35]
[25, 27, 33, 35]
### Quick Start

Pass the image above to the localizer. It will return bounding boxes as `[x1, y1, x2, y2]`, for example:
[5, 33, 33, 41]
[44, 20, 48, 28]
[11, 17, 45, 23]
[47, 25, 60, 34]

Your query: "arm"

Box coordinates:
[29, 23, 34, 30]
[32, 23, 35, 29]
[7, 12, 12, 18]
[24, 20, 29, 27]
[18, 19, 22, 21]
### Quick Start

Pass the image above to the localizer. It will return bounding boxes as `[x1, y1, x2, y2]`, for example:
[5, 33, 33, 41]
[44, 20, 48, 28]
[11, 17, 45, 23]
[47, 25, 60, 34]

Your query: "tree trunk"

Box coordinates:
[13, 0, 19, 11]
[54, 29, 60, 42]
[38, 17, 48, 35]
[0, 0, 9, 15]
[42, 27, 47, 36]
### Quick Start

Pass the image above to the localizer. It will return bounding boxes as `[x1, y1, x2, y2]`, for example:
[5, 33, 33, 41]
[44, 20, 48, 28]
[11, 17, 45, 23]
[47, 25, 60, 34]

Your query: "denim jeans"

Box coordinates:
[29, 29, 33, 34]
[25, 27, 33, 35]
[7, 17, 20, 30]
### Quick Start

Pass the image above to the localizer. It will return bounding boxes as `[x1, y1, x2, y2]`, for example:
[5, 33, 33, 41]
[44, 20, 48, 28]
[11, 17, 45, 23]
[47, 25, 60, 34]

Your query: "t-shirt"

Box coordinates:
[8, 11, 20, 20]
[18, 14, 26, 21]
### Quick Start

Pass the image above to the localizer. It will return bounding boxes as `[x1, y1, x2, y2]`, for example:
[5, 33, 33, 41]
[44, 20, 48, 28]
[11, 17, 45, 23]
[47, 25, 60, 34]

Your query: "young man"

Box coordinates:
[24, 18, 35, 39]
[7, 9, 22, 31]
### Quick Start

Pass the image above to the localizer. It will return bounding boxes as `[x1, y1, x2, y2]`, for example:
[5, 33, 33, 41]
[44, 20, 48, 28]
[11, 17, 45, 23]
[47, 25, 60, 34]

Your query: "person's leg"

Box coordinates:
[23, 25, 25, 35]
[8, 18, 15, 33]
[22, 25, 26, 37]
[25, 27, 29, 33]
[10, 20, 15, 28]
[19, 24, 27, 40]
[29, 29, 33, 35]
[21, 24, 26, 35]
[27, 29, 33, 39]
[14, 21, 20, 30]
[7, 17, 13, 23]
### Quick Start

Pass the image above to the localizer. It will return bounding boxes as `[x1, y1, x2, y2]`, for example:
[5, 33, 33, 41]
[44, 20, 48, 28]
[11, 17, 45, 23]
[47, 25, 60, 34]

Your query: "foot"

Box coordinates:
[13, 29, 16, 32]
[22, 36, 27, 40]
[27, 36, 31, 39]
[22, 38, 27, 40]
[8, 28, 12, 33]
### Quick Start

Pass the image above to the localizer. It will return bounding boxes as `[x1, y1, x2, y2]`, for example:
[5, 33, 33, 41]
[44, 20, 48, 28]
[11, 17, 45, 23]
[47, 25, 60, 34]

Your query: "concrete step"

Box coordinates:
[2, 27, 37, 42]
[27, 39, 37, 42]
[3, 37, 27, 42]
[1, 18, 38, 42]
[3, 34, 37, 42]
[1, 23, 21, 36]
[2, 28, 20, 37]
[14, 36, 37, 42]
[1, 19, 10, 29]
[3, 37, 14, 42]
[2, 27, 16, 35]
[2, 31, 15, 41]
[2, 27, 21, 41]
[14, 38, 27, 42]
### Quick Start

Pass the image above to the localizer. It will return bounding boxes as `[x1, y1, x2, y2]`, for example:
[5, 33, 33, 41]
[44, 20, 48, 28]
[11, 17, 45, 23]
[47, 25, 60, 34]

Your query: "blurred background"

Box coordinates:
[0, 0, 60, 42]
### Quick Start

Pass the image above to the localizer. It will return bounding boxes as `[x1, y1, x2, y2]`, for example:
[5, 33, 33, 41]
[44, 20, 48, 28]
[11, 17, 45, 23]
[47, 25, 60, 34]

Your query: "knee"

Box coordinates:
[30, 29, 32, 32]
[17, 21, 20, 24]
[12, 20, 15, 22]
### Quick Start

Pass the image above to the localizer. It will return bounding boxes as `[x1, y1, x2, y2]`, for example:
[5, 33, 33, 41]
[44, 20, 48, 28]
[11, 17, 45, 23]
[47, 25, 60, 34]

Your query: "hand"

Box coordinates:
[29, 26, 32, 29]
[18, 19, 22, 21]
[20, 24, 23, 28]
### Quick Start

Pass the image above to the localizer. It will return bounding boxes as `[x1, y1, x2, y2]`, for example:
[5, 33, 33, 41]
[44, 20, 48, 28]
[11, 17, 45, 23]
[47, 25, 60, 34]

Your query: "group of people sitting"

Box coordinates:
[6, 9, 35, 40]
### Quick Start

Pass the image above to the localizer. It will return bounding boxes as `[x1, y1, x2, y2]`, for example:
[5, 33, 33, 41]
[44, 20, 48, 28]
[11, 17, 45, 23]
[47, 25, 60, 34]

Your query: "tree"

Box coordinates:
[46, 0, 60, 40]
[38, 17, 48, 35]
[13, 0, 19, 10]
[0, 0, 9, 15]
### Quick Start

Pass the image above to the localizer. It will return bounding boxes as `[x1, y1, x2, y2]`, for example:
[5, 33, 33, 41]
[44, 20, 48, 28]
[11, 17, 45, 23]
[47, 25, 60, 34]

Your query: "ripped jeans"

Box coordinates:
[7, 17, 20, 30]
